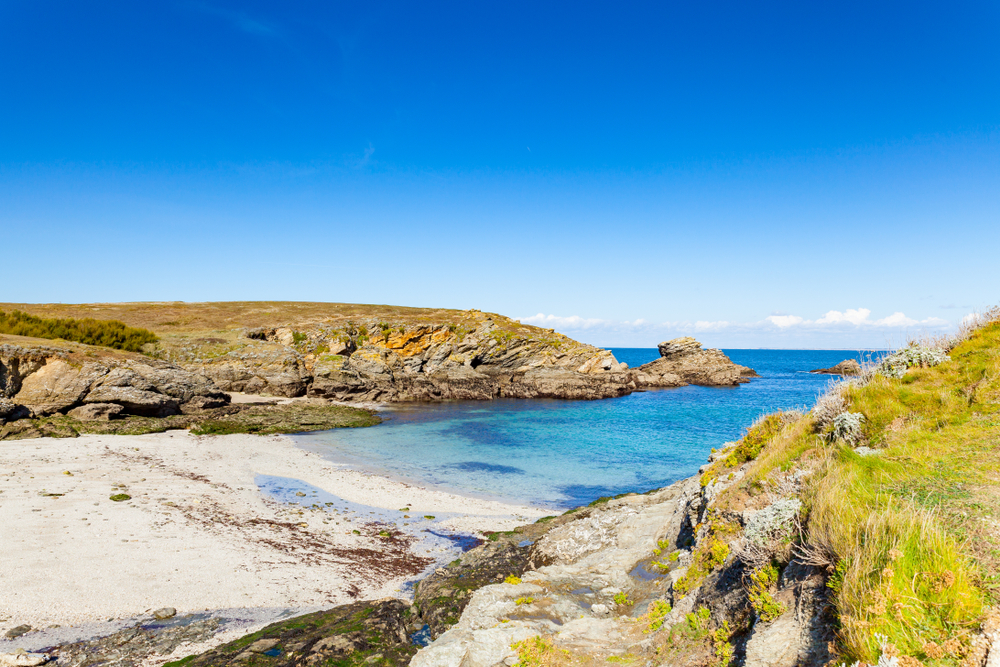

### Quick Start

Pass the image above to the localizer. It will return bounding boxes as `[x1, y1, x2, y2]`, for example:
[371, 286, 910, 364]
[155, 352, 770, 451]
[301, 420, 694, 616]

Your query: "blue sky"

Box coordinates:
[2, 1, 997, 347]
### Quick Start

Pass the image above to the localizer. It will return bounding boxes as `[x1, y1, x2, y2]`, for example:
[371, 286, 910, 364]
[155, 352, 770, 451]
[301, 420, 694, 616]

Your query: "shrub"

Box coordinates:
[645, 599, 672, 632]
[504, 575, 522, 585]
[613, 591, 631, 606]
[878, 345, 949, 379]
[747, 565, 786, 622]
[0, 310, 158, 353]
[812, 389, 847, 431]
[832, 411, 865, 445]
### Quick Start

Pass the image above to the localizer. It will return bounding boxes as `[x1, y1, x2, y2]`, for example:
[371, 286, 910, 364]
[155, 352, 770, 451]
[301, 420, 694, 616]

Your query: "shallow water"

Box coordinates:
[293, 349, 876, 509]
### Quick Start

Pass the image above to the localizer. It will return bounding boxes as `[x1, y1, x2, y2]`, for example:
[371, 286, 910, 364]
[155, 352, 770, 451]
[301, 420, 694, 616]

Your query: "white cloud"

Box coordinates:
[523, 308, 954, 337]
[520, 313, 609, 329]
[766, 315, 804, 328]
[816, 308, 871, 325]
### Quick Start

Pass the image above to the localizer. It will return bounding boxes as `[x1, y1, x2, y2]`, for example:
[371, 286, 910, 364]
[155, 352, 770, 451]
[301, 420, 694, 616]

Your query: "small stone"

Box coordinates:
[152, 607, 176, 620]
[0, 652, 50, 666]
[247, 638, 279, 653]
[4, 625, 31, 639]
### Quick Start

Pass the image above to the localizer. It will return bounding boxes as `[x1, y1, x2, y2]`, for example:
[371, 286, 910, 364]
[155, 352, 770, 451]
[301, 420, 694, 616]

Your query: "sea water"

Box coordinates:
[293, 349, 875, 509]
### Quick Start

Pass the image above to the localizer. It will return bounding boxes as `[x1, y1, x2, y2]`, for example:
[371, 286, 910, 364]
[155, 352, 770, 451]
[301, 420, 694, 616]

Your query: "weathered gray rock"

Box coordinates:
[0, 652, 50, 666]
[810, 359, 862, 375]
[152, 607, 176, 620]
[4, 625, 31, 640]
[743, 562, 833, 667]
[0, 398, 30, 424]
[13, 360, 108, 416]
[83, 386, 179, 417]
[633, 337, 757, 388]
[66, 402, 123, 421]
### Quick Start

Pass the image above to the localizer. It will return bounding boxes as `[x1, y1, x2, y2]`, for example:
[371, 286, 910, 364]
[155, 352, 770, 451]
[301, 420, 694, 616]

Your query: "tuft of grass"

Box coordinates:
[510, 635, 570, 667]
[700, 413, 793, 487]
[0, 309, 158, 352]
[644, 599, 672, 633]
[747, 564, 785, 622]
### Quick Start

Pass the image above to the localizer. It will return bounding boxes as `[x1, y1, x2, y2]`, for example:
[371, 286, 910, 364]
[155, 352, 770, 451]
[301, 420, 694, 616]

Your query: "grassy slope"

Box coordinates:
[700, 317, 1000, 663]
[0, 301, 579, 361]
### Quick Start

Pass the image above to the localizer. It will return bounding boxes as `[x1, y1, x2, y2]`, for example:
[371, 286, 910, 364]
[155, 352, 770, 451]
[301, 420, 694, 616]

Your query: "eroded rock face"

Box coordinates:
[810, 359, 862, 376]
[0, 345, 229, 421]
[633, 337, 758, 388]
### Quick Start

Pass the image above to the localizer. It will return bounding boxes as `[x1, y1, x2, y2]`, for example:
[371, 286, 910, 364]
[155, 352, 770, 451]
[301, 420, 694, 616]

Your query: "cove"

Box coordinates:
[293, 349, 878, 509]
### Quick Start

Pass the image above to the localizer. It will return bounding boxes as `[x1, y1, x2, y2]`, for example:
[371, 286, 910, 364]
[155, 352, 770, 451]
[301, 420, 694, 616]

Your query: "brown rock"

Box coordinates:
[13, 360, 108, 416]
[67, 403, 124, 421]
[83, 386, 180, 417]
[633, 337, 757, 387]
[810, 359, 861, 376]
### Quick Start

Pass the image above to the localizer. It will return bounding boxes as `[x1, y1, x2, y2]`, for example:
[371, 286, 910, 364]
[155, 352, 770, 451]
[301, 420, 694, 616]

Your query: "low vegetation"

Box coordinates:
[0, 309, 158, 352]
[709, 307, 1000, 663]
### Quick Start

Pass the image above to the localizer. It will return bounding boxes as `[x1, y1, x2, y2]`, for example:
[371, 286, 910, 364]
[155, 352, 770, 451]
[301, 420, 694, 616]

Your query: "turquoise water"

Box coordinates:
[293, 349, 875, 509]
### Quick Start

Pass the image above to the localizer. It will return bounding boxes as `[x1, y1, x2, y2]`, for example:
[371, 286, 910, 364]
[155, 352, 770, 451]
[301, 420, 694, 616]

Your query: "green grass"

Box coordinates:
[727, 318, 1000, 663]
[0, 309, 158, 352]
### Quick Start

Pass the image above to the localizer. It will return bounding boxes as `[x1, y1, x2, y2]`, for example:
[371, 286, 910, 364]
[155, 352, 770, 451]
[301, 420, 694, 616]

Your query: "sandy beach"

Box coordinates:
[0, 428, 547, 649]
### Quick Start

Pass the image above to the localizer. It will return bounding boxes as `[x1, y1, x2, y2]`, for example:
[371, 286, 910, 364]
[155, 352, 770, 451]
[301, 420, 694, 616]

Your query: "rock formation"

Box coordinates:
[632, 337, 758, 388]
[809, 359, 861, 376]
[0, 343, 230, 421]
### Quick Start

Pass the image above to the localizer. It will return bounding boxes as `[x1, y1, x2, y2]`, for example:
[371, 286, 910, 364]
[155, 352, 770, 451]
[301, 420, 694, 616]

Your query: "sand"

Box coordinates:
[0, 429, 547, 637]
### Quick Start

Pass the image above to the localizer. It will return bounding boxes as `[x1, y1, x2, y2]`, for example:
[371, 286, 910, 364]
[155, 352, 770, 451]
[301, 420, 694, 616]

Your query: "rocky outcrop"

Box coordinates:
[0, 344, 230, 420]
[632, 337, 758, 388]
[180, 319, 754, 402]
[810, 359, 861, 376]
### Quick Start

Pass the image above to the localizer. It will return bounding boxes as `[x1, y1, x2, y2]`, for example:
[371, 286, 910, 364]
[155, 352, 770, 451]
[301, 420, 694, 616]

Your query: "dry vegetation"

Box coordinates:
[700, 307, 1000, 663]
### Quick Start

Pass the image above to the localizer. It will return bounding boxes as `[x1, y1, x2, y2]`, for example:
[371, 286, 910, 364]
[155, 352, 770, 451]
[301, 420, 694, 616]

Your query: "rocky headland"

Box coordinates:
[0, 303, 756, 437]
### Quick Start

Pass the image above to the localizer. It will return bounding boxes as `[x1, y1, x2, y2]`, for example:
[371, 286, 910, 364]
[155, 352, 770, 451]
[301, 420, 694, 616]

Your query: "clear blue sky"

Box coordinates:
[2, 1, 997, 347]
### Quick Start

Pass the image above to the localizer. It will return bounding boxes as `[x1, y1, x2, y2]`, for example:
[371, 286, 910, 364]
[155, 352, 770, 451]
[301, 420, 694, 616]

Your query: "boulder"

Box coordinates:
[0, 398, 31, 424]
[13, 360, 108, 416]
[83, 386, 180, 417]
[180, 395, 230, 413]
[810, 359, 861, 376]
[67, 403, 124, 421]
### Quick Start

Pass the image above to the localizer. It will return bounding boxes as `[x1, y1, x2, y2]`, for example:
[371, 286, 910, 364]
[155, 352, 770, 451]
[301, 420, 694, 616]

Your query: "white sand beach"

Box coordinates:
[0, 429, 547, 635]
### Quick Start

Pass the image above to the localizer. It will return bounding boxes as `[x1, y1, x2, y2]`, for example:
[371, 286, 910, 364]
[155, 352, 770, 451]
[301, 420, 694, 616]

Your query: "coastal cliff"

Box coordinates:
[0, 303, 756, 435]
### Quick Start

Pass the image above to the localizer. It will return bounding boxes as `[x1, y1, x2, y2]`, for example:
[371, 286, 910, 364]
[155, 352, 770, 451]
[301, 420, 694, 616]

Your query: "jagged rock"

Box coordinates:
[13, 360, 108, 415]
[66, 402, 123, 421]
[194, 342, 309, 397]
[47, 616, 220, 667]
[633, 337, 757, 388]
[166, 600, 416, 667]
[743, 562, 834, 667]
[810, 359, 862, 376]
[83, 386, 180, 417]
[180, 395, 230, 413]
[0, 398, 30, 424]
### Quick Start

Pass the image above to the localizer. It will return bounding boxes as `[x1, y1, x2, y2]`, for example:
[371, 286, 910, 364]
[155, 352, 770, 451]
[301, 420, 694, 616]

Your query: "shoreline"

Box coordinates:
[0, 429, 548, 659]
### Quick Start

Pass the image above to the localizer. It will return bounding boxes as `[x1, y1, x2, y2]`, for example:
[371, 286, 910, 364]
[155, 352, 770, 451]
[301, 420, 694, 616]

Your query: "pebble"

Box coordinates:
[152, 607, 177, 620]
[3, 625, 31, 640]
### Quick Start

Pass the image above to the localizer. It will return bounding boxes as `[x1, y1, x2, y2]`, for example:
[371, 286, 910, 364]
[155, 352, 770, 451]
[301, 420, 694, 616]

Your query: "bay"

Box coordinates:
[293, 349, 877, 509]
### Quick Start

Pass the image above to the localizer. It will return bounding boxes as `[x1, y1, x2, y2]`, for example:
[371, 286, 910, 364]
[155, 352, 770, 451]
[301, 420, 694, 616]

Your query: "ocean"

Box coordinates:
[292, 349, 875, 510]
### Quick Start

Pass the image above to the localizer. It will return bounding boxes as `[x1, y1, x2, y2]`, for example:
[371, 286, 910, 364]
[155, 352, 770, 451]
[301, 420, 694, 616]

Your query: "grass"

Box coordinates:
[0, 309, 158, 352]
[511, 635, 571, 667]
[724, 315, 1000, 663]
